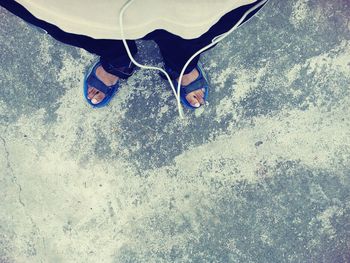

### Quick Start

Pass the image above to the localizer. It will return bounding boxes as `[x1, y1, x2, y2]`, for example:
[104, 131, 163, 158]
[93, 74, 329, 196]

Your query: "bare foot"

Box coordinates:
[177, 68, 205, 108]
[87, 66, 119, 104]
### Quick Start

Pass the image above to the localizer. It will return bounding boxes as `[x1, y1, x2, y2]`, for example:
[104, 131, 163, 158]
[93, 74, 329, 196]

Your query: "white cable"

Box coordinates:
[119, 0, 184, 118]
[119, 0, 268, 119]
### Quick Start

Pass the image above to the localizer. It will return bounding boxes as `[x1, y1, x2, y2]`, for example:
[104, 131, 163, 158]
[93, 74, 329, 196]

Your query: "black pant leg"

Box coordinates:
[151, 0, 267, 78]
[0, 0, 137, 78]
[152, 31, 201, 77]
[96, 39, 137, 79]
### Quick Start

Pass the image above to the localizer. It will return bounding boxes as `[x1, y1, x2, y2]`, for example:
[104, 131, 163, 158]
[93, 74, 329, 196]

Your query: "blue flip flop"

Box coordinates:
[83, 61, 120, 108]
[160, 63, 210, 109]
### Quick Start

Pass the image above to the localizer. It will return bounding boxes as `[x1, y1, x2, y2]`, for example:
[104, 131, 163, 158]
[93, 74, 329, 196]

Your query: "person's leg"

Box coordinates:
[0, 0, 137, 104]
[154, 0, 267, 76]
[151, 32, 205, 107]
[151, 0, 267, 107]
[152, 31, 201, 77]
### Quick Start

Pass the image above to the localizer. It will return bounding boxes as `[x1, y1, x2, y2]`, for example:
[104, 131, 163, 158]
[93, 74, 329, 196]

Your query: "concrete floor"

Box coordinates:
[0, 0, 350, 262]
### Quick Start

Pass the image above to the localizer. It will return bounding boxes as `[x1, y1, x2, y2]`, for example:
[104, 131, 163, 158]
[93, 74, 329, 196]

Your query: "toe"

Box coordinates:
[186, 94, 200, 108]
[194, 90, 205, 105]
[88, 86, 98, 99]
[91, 92, 106, 104]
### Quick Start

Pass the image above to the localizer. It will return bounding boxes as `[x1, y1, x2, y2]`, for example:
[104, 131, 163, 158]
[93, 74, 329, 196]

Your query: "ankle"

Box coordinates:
[179, 68, 199, 86]
[96, 66, 119, 85]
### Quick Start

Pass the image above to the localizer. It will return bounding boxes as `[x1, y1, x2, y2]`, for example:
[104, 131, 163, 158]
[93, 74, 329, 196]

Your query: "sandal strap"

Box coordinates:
[160, 63, 209, 96]
[87, 74, 113, 95]
[180, 64, 209, 96]
[181, 75, 207, 95]
[102, 62, 136, 79]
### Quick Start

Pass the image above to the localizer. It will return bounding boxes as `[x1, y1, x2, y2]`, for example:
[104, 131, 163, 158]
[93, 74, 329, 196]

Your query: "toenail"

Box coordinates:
[194, 102, 200, 107]
[91, 98, 97, 104]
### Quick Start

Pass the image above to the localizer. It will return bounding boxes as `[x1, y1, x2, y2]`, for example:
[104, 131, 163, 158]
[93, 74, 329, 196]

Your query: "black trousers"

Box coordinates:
[0, 0, 266, 79]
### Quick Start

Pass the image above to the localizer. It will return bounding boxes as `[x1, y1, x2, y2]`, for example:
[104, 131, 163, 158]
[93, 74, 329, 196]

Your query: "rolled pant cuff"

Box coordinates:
[100, 56, 136, 80]
[164, 62, 198, 80]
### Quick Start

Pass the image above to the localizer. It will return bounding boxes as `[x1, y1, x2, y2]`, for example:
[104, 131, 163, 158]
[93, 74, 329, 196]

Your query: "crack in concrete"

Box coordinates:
[0, 134, 46, 257]
[0, 135, 25, 207]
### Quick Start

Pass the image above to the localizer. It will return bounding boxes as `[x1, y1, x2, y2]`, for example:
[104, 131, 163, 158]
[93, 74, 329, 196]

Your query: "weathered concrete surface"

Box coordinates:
[0, 0, 350, 262]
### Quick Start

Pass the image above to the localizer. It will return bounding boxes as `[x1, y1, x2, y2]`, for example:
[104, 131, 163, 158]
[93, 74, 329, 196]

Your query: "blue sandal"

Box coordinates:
[83, 61, 120, 108]
[160, 63, 209, 109]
